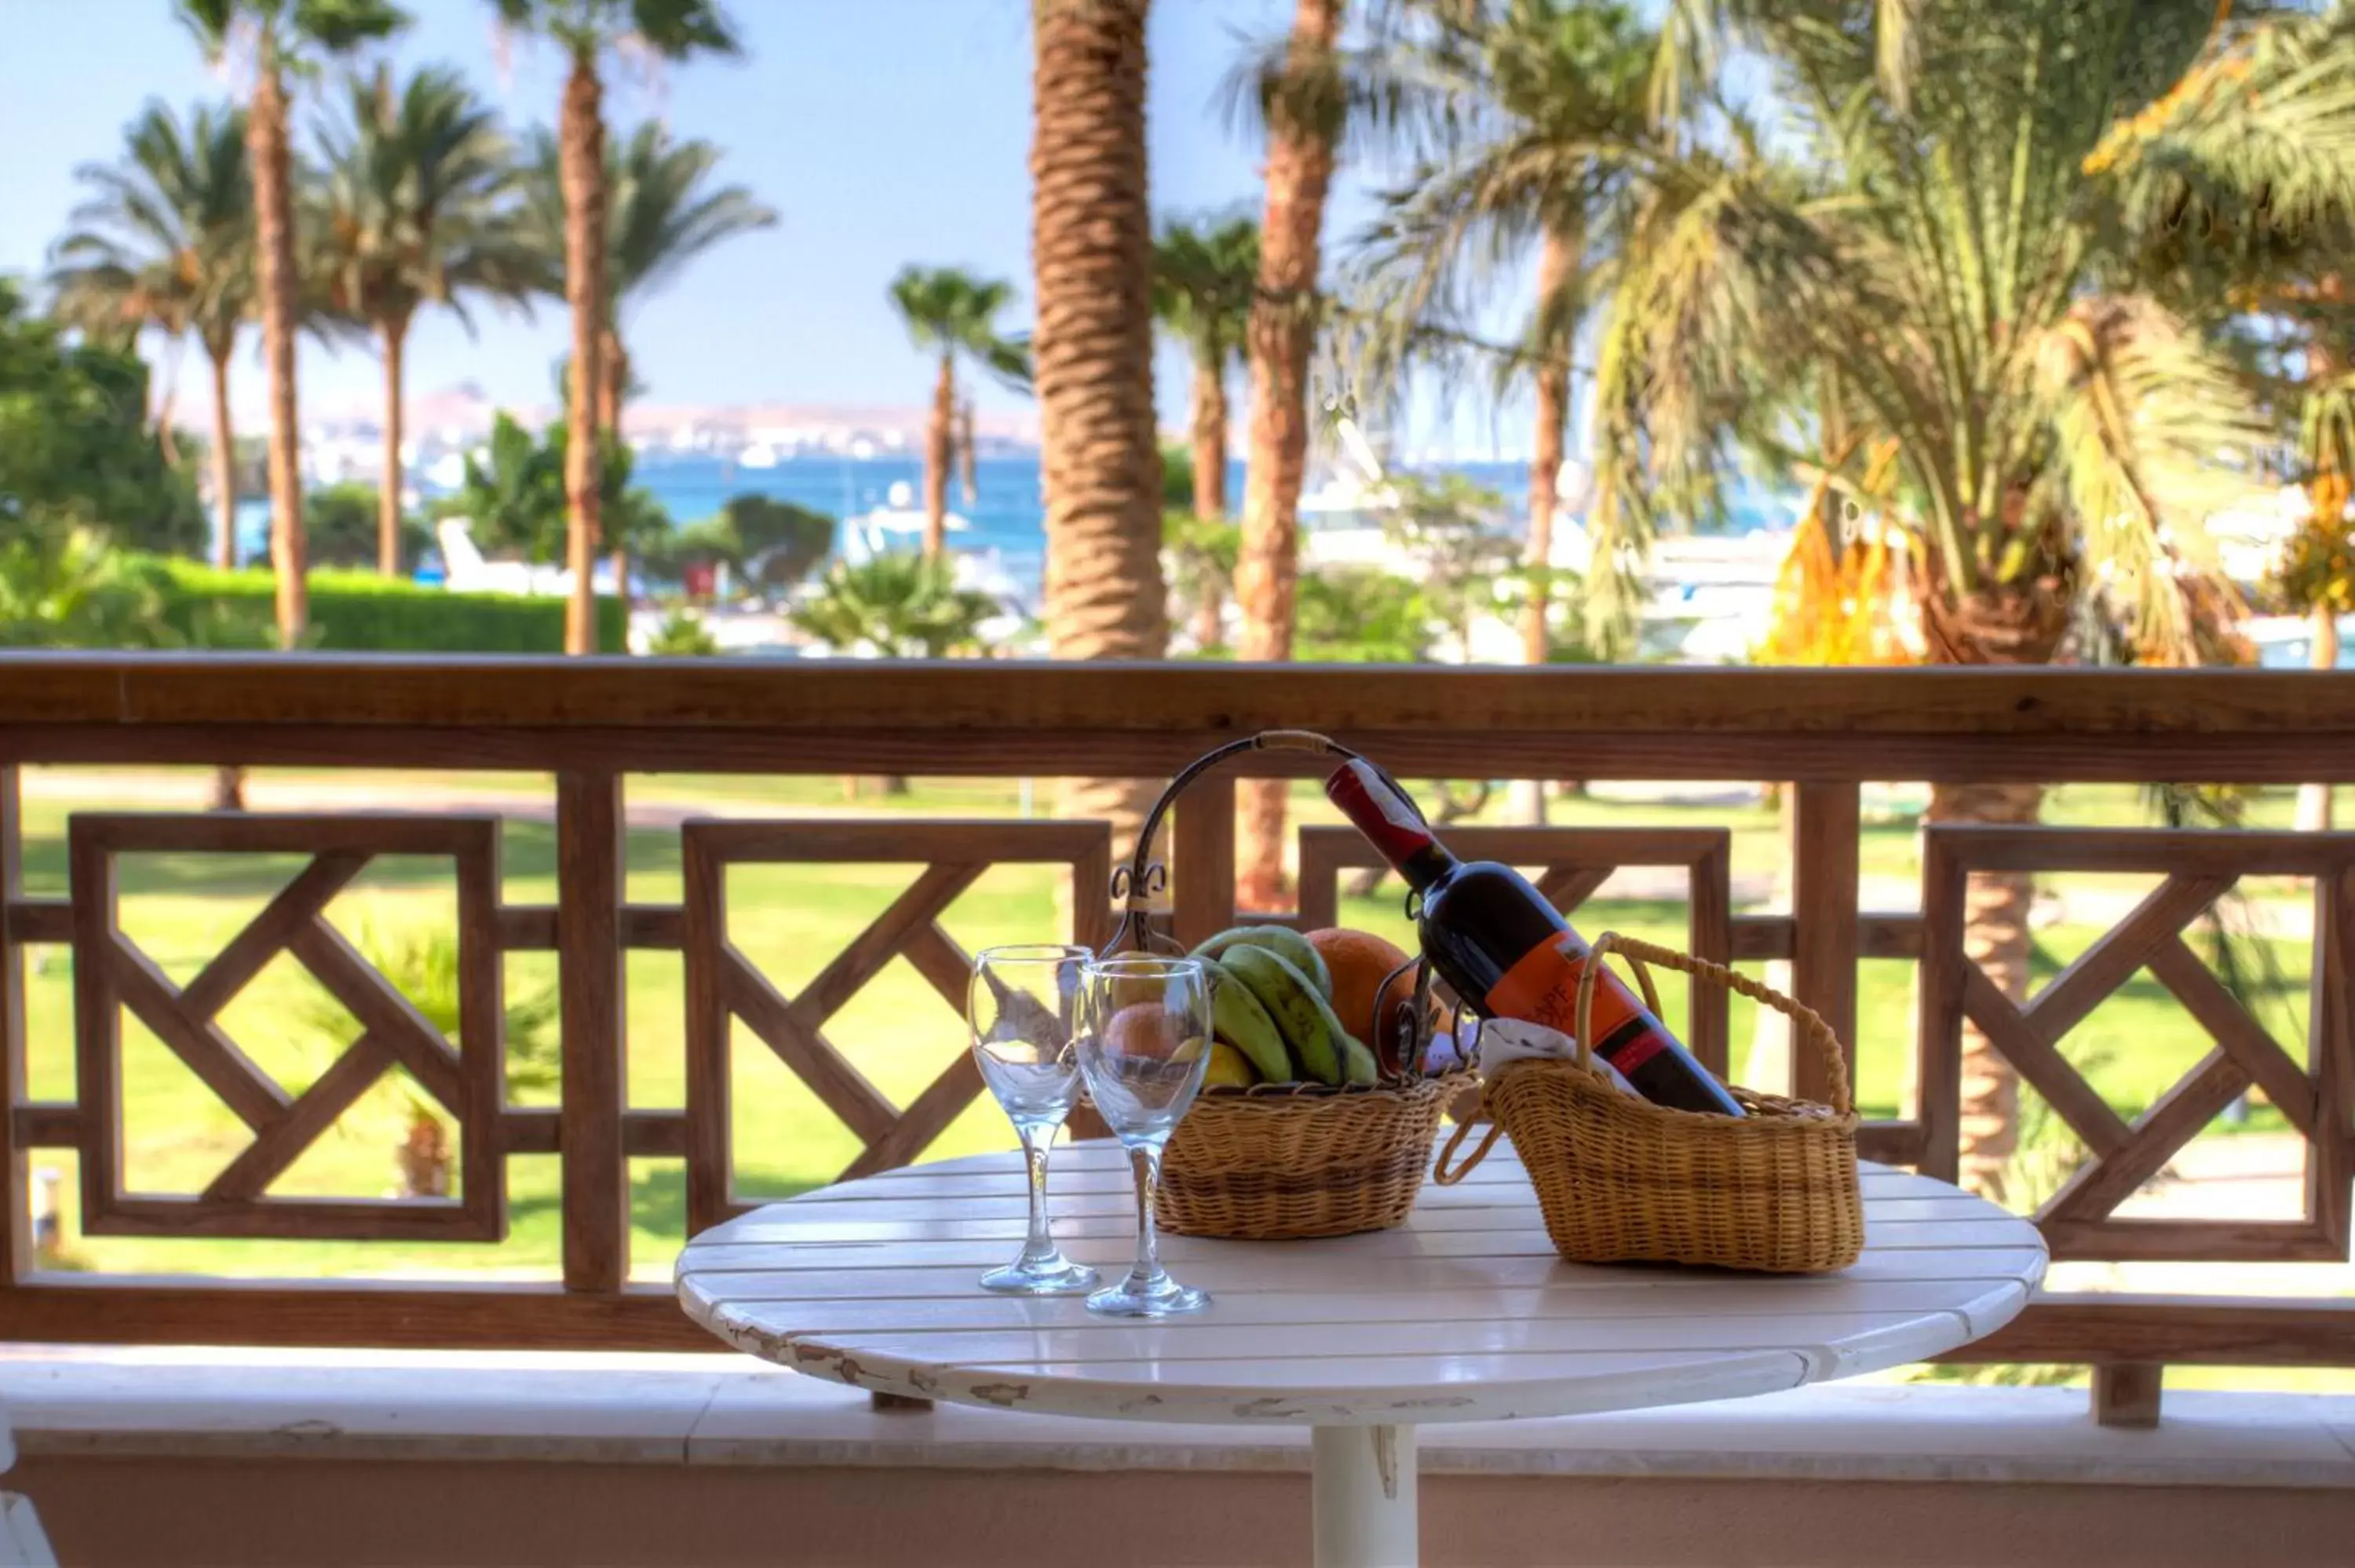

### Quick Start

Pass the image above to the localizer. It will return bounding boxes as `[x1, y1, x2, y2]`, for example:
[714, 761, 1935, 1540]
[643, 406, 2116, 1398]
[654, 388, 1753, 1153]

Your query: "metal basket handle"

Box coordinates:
[1100, 728, 1426, 960]
[1101, 729, 1443, 1088]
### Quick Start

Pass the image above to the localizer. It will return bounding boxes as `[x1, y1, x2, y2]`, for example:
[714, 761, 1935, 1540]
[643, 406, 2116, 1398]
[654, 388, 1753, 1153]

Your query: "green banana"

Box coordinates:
[1221, 943, 1348, 1085]
[1205, 957, 1292, 1082]
[1192, 925, 1332, 998]
[1336, 1031, 1379, 1085]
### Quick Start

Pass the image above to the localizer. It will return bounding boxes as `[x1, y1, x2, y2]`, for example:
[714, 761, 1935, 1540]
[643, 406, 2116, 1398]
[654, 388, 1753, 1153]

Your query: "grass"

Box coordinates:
[4, 771, 2330, 1295]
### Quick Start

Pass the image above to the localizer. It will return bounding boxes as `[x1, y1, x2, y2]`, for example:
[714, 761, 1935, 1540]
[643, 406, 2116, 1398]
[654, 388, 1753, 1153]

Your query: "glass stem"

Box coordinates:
[1128, 1140, 1166, 1283]
[1017, 1124, 1057, 1264]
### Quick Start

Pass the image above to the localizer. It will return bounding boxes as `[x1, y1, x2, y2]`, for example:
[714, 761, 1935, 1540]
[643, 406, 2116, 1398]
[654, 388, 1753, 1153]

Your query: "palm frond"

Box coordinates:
[46, 97, 254, 356]
[887, 264, 1026, 388]
[309, 62, 536, 339]
[1153, 213, 1259, 370]
[2036, 294, 2267, 661]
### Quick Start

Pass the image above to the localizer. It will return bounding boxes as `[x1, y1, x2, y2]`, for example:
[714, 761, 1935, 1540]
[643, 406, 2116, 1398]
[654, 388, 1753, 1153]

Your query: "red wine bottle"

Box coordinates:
[1326, 760, 1745, 1118]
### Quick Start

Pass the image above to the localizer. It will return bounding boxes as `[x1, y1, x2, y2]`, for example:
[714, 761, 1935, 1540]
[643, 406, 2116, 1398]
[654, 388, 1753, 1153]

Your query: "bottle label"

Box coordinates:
[1484, 935, 1669, 1075]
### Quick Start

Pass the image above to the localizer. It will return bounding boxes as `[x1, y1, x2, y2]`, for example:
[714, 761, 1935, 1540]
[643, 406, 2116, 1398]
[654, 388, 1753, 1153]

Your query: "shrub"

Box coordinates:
[306, 483, 433, 571]
[645, 610, 720, 655]
[155, 560, 626, 653]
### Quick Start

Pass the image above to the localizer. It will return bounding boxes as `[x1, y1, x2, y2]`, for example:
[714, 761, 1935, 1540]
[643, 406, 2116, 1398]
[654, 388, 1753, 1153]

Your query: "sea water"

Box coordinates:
[228, 450, 1787, 596]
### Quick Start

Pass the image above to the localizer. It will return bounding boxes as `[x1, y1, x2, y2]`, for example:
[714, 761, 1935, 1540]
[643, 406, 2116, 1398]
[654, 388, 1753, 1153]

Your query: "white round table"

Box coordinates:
[677, 1139, 2045, 1568]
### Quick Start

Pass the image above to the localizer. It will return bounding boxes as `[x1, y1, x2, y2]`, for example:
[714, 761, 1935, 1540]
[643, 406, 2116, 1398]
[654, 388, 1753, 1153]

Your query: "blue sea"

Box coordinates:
[231, 451, 1788, 588]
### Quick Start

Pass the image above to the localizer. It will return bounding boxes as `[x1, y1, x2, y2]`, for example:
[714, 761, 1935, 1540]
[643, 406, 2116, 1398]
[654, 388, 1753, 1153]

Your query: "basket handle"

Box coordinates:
[1432, 1107, 1509, 1186]
[1572, 932, 1854, 1116]
[1102, 730, 1427, 958]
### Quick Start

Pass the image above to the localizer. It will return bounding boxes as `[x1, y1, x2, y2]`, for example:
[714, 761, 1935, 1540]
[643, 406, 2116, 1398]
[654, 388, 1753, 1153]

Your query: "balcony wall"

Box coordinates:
[6, 1351, 2352, 1566]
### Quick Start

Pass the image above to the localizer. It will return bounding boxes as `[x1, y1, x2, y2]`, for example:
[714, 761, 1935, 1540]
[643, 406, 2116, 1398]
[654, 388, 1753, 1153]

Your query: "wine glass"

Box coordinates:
[1075, 954, 1214, 1318]
[969, 944, 1099, 1296]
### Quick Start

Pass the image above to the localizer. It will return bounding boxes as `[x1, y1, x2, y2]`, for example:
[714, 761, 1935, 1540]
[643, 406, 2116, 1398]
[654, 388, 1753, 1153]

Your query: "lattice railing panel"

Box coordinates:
[680, 819, 1112, 1234]
[1921, 826, 2355, 1264]
[68, 813, 505, 1241]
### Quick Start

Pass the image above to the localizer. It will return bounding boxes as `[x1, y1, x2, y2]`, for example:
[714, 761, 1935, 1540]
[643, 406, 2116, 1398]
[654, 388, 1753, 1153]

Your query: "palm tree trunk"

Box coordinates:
[958, 395, 980, 508]
[1927, 779, 2043, 1199]
[206, 766, 246, 811]
[598, 323, 626, 433]
[1919, 574, 2069, 1198]
[207, 346, 236, 571]
[1189, 573, 1224, 651]
[1234, 0, 1342, 910]
[1522, 227, 1575, 669]
[601, 324, 630, 607]
[559, 47, 608, 657]
[1031, 0, 1168, 878]
[378, 319, 407, 577]
[1192, 348, 1228, 520]
[2298, 606, 2340, 831]
[248, 52, 306, 647]
[204, 341, 249, 811]
[926, 351, 955, 559]
[1185, 352, 1230, 649]
[155, 370, 180, 469]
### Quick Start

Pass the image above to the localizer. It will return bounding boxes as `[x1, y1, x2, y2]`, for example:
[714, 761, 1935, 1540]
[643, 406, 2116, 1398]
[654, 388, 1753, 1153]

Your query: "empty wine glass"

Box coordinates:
[969, 944, 1099, 1296]
[1075, 954, 1214, 1318]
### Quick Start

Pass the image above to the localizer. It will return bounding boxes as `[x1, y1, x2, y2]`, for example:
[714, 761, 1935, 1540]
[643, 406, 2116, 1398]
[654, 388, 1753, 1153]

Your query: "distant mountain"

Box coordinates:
[184, 390, 1046, 453]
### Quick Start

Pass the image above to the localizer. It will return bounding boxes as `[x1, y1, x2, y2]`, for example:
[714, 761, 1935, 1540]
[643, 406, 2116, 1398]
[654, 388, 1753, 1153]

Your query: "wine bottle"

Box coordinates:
[1325, 760, 1745, 1118]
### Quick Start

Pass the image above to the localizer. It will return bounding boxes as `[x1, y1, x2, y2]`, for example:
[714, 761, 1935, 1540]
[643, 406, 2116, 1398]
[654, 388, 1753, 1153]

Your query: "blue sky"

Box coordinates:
[0, 0, 1538, 458]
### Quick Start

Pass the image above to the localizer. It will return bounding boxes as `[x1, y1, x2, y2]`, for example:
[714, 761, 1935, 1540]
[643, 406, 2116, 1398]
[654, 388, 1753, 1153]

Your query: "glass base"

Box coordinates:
[980, 1253, 1099, 1296]
[1086, 1270, 1210, 1318]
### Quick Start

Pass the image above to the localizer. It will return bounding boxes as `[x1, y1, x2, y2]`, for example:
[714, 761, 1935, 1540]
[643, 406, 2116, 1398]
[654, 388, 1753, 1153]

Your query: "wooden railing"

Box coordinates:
[2, 655, 2352, 1422]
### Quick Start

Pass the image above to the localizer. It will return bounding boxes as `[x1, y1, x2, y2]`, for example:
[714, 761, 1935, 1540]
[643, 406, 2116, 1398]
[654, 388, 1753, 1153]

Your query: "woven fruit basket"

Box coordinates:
[1433, 932, 1863, 1272]
[1102, 730, 1468, 1241]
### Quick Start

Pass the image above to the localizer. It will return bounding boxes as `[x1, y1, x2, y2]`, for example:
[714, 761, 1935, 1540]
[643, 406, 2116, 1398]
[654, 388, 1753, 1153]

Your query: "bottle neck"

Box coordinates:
[1396, 841, 1459, 894]
[1324, 760, 1458, 891]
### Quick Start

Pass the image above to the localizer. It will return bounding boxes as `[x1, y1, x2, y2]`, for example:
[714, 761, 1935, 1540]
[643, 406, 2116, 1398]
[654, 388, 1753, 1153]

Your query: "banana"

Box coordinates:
[1192, 925, 1332, 998]
[1336, 1031, 1379, 1085]
[1221, 943, 1348, 1085]
[1205, 957, 1293, 1082]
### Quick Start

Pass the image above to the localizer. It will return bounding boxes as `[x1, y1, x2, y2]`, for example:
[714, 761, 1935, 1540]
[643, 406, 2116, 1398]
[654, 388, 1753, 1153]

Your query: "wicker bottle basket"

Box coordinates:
[1101, 731, 1469, 1241]
[1433, 932, 1864, 1273]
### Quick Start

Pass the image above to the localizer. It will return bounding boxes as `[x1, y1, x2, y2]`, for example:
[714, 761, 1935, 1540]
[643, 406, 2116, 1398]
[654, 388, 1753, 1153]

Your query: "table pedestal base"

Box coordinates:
[1312, 1424, 1418, 1568]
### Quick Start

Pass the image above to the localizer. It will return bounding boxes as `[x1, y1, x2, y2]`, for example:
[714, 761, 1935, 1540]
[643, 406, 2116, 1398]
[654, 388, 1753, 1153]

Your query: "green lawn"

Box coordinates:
[5, 772, 2326, 1289]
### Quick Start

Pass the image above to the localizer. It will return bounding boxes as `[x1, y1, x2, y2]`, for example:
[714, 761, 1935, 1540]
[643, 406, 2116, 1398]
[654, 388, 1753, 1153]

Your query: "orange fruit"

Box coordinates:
[1303, 928, 1420, 1067]
[1103, 1001, 1185, 1060]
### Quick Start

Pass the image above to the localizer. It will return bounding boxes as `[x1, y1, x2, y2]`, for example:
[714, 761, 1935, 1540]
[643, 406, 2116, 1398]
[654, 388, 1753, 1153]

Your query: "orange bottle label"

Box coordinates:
[1484, 935, 1670, 1072]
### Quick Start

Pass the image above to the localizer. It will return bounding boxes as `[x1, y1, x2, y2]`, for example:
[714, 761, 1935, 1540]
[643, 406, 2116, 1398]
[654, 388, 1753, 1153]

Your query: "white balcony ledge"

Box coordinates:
[4, 1349, 2352, 1568]
[2, 1347, 2350, 1488]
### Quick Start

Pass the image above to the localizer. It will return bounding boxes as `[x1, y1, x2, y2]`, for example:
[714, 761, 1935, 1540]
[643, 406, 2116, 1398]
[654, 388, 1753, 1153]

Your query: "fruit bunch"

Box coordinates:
[1191, 925, 1421, 1089]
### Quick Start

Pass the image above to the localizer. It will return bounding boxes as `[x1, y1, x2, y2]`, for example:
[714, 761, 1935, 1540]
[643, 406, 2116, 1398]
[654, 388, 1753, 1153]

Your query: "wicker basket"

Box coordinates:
[1433, 932, 1864, 1273]
[1158, 1074, 1459, 1239]
[1104, 730, 1467, 1240]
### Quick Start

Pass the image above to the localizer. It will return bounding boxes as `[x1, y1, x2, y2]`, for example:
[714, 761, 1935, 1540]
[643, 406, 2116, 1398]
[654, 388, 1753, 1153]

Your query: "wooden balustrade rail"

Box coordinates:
[2, 655, 2353, 1423]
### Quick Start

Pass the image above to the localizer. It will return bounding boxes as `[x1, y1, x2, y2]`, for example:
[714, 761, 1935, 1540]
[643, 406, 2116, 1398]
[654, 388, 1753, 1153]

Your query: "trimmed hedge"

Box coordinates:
[158, 561, 626, 654]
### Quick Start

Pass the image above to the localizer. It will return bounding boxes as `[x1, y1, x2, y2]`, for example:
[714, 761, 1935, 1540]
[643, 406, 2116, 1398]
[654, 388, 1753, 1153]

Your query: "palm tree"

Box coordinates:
[789, 552, 1002, 659]
[489, 0, 740, 654]
[518, 122, 776, 592]
[49, 100, 254, 574]
[178, 0, 408, 648]
[1152, 216, 1259, 522]
[886, 267, 1029, 560]
[1350, 0, 1657, 675]
[1235, 0, 1345, 910]
[313, 65, 539, 576]
[520, 122, 776, 438]
[1031, 0, 1169, 877]
[1575, 0, 2354, 1189]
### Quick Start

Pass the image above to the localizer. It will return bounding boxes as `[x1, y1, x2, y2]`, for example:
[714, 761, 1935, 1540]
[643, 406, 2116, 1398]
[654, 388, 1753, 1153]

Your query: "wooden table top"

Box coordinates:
[677, 1140, 2046, 1428]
